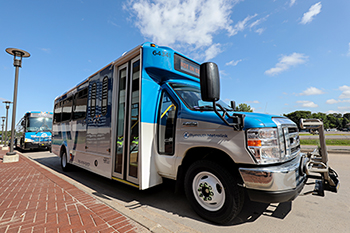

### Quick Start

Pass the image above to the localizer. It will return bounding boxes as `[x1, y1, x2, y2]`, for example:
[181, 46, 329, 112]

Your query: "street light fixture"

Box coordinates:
[1, 116, 5, 145]
[5, 48, 30, 159]
[2, 101, 12, 147]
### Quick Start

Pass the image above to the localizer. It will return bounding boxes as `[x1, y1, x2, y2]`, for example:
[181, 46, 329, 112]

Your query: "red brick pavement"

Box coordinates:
[0, 149, 148, 233]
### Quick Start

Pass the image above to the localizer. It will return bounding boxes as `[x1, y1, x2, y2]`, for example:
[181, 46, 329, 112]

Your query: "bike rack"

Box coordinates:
[300, 119, 339, 196]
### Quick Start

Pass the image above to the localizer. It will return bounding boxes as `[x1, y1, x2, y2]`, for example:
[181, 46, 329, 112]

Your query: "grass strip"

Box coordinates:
[300, 139, 350, 146]
[299, 133, 349, 136]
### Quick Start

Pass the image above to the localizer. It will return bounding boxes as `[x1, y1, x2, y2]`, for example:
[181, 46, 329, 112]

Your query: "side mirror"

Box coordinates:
[230, 101, 236, 110]
[200, 62, 220, 101]
[21, 120, 26, 126]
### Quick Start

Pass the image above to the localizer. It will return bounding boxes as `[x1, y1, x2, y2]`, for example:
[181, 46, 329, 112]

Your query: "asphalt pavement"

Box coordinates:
[1, 144, 349, 233]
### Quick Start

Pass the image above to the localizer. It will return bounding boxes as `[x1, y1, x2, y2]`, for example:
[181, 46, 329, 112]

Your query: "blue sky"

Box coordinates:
[1, 0, 350, 129]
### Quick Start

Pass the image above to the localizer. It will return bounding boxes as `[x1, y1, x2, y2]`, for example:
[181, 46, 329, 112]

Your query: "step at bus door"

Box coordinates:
[112, 56, 140, 186]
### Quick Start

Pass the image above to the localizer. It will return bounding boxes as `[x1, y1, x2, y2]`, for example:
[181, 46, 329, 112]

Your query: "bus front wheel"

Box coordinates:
[61, 151, 71, 172]
[184, 160, 244, 224]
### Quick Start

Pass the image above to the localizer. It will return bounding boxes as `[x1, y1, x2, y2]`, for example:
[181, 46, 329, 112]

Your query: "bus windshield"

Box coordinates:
[170, 83, 232, 111]
[27, 117, 53, 132]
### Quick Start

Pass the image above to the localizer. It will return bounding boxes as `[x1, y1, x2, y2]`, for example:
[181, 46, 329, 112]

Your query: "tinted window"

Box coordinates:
[90, 83, 97, 117]
[54, 102, 62, 123]
[73, 88, 88, 120]
[101, 76, 108, 116]
[158, 91, 177, 155]
[61, 97, 73, 122]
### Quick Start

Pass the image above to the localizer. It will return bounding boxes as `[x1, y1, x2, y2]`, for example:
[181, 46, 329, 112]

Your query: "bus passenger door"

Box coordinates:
[112, 56, 140, 186]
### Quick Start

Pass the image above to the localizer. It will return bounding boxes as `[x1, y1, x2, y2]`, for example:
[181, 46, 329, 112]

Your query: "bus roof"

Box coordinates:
[25, 111, 53, 115]
[54, 42, 201, 102]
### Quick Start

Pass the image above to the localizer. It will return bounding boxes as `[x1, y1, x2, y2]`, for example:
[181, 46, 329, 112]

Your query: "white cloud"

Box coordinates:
[40, 48, 51, 53]
[326, 99, 350, 104]
[128, 0, 242, 49]
[297, 100, 318, 108]
[265, 53, 308, 76]
[255, 28, 265, 35]
[205, 43, 222, 61]
[249, 14, 269, 35]
[299, 87, 324, 96]
[326, 99, 339, 104]
[247, 100, 260, 104]
[290, 0, 296, 7]
[339, 85, 350, 99]
[249, 14, 269, 28]
[338, 106, 350, 111]
[326, 110, 340, 114]
[300, 2, 322, 24]
[228, 14, 258, 36]
[226, 59, 242, 66]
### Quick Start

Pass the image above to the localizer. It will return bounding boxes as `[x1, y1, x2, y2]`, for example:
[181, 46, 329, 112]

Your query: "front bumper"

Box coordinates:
[239, 154, 307, 203]
[25, 142, 51, 150]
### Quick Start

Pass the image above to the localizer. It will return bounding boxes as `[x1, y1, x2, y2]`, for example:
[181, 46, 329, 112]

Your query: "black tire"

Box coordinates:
[61, 151, 71, 172]
[184, 160, 244, 224]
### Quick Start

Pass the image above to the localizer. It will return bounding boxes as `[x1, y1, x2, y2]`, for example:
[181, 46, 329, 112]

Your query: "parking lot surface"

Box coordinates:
[1, 148, 349, 233]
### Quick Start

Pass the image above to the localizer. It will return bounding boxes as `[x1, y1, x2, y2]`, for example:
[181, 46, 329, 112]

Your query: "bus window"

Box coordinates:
[62, 97, 73, 122]
[101, 76, 108, 116]
[158, 91, 177, 155]
[115, 67, 127, 174]
[73, 88, 88, 120]
[128, 60, 140, 178]
[54, 102, 62, 123]
[90, 83, 97, 117]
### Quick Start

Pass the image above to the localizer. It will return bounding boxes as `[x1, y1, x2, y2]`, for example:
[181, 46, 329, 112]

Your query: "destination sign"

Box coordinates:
[174, 54, 200, 78]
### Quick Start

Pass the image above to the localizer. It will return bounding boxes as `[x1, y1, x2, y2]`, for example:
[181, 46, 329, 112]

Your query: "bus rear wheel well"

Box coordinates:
[176, 147, 242, 192]
[60, 146, 67, 158]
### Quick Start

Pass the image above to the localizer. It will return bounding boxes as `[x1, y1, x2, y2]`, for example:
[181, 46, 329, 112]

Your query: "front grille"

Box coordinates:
[272, 117, 301, 161]
[283, 126, 300, 157]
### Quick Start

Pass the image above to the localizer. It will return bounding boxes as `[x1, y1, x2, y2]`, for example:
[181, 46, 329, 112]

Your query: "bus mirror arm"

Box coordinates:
[213, 101, 244, 131]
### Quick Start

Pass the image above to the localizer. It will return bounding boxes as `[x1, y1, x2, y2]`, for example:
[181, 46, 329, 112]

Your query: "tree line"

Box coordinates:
[283, 111, 350, 130]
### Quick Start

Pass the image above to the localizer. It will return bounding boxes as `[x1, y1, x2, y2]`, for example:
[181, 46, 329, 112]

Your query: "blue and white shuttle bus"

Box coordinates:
[16, 111, 53, 151]
[52, 42, 339, 224]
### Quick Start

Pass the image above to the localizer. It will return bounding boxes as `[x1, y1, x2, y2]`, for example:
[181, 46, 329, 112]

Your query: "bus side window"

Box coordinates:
[54, 102, 62, 123]
[101, 76, 108, 116]
[90, 83, 97, 117]
[73, 88, 88, 120]
[158, 91, 177, 155]
[62, 97, 73, 122]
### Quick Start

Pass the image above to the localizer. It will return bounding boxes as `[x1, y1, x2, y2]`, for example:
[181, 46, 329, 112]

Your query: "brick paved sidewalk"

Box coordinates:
[0, 149, 148, 233]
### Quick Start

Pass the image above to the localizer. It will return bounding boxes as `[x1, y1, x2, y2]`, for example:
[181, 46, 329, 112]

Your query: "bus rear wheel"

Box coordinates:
[184, 160, 244, 224]
[61, 151, 71, 172]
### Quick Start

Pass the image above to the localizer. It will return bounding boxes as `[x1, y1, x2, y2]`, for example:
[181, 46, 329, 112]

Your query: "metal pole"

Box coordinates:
[1, 117, 4, 145]
[8, 65, 20, 154]
[4, 104, 10, 145]
[4, 48, 30, 160]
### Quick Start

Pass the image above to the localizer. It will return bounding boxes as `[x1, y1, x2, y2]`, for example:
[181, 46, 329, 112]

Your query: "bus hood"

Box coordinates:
[242, 112, 287, 129]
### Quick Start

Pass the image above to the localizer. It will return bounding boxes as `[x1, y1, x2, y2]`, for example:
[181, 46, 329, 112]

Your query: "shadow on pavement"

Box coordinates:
[29, 151, 293, 226]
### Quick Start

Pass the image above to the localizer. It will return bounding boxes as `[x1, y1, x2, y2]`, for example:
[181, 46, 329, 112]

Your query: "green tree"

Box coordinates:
[311, 112, 329, 129]
[284, 111, 311, 129]
[327, 113, 342, 129]
[236, 103, 253, 112]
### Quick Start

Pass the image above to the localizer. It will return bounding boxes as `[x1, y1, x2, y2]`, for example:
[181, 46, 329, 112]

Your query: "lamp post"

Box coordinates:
[5, 48, 30, 158]
[3, 101, 12, 147]
[1, 116, 5, 145]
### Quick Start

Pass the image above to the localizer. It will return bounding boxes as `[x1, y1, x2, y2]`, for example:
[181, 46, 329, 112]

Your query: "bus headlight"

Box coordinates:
[247, 128, 284, 164]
